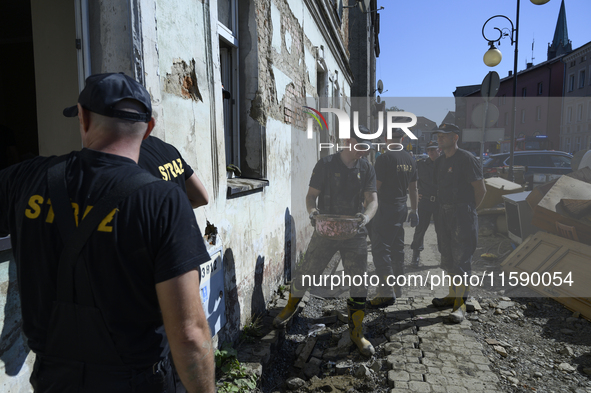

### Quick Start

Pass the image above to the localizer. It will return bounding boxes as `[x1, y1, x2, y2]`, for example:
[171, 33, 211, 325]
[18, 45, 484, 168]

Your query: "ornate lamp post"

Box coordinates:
[482, 0, 550, 182]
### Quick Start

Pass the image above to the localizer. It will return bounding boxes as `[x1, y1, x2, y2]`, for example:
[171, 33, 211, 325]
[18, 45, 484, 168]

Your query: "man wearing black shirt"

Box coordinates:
[273, 134, 378, 357]
[410, 141, 440, 266]
[431, 123, 486, 323]
[139, 135, 209, 208]
[0, 73, 214, 392]
[368, 129, 418, 308]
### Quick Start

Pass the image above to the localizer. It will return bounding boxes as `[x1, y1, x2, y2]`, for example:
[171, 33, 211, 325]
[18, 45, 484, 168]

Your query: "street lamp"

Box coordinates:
[482, 0, 550, 182]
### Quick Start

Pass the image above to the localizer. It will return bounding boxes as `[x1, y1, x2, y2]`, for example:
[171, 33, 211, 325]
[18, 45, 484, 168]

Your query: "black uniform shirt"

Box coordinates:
[374, 150, 417, 205]
[433, 148, 483, 205]
[0, 149, 210, 365]
[416, 158, 438, 197]
[309, 153, 377, 216]
[139, 136, 194, 192]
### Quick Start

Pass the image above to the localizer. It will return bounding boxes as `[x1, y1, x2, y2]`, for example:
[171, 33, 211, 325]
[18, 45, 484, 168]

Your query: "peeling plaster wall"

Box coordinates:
[136, 0, 352, 343]
[0, 6, 354, 388]
[88, 0, 134, 74]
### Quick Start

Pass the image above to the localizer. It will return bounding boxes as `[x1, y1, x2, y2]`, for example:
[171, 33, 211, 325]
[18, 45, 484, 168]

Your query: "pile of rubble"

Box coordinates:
[229, 286, 591, 393]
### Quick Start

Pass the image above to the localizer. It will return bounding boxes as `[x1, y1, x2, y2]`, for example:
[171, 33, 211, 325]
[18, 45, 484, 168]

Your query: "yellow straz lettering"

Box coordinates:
[25, 195, 43, 219]
[46, 199, 55, 223]
[164, 163, 176, 178]
[172, 159, 182, 176]
[71, 203, 80, 227]
[175, 159, 184, 175]
[159, 165, 169, 181]
[82, 205, 93, 220]
[98, 208, 118, 232]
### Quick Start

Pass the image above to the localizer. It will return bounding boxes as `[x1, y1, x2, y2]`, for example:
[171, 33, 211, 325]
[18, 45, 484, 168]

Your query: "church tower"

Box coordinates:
[547, 0, 572, 60]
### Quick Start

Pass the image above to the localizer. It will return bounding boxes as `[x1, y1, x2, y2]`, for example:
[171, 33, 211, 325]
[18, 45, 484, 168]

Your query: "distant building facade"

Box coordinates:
[560, 41, 591, 153]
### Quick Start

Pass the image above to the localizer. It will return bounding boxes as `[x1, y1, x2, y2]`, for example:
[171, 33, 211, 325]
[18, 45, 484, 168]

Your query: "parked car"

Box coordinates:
[483, 150, 573, 188]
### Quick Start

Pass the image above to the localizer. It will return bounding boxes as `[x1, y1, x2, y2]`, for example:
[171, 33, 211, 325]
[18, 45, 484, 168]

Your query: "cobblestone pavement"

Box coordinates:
[368, 222, 505, 392]
[380, 296, 503, 392]
[257, 222, 511, 392]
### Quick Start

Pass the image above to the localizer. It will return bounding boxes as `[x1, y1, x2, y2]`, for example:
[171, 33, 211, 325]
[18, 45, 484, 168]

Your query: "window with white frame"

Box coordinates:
[218, 0, 239, 167]
[522, 87, 527, 98]
[568, 74, 575, 92]
[575, 136, 581, 152]
[580, 70, 586, 89]
[567, 106, 573, 123]
[578, 104, 583, 122]
[537, 82, 543, 95]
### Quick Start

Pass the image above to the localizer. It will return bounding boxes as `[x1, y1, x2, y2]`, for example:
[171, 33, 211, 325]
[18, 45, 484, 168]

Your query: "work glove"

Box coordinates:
[407, 210, 419, 228]
[355, 212, 369, 227]
[309, 208, 320, 227]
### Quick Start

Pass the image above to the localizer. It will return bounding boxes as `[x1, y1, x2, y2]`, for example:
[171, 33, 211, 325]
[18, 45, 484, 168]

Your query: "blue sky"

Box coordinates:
[376, 0, 591, 124]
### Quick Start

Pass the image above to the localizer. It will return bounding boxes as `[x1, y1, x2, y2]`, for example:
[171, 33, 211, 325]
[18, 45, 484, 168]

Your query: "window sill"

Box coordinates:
[227, 178, 269, 199]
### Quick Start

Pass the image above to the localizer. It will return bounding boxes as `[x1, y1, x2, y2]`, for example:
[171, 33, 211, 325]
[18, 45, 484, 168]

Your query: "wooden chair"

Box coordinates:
[555, 222, 579, 242]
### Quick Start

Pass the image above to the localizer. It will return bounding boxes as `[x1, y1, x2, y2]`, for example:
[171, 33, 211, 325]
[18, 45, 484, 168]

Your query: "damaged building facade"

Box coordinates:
[0, 0, 381, 390]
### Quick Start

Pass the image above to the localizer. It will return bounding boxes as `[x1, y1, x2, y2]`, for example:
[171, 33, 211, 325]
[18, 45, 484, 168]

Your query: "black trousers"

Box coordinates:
[410, 196, 439, 252]
[30, 354, 184, 393]
[435, 203, 478, 277]
[370, 203, 408, 281]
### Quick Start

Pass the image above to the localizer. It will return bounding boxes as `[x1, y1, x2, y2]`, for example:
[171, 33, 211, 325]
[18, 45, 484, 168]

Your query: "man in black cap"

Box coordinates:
[368, 128, 418, 308]
[0, 73, 214, 392]
[273, 132, 378, 357]
[431, 123, 486, 323]
[410, 140, 440, 267]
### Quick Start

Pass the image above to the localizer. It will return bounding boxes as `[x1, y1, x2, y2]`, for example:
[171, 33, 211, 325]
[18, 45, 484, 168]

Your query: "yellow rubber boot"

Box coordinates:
[448, 285, 468, 324]
[432, 285, 455, 308]
[348, 300, 375, 357]
[273, 293, 302, 328]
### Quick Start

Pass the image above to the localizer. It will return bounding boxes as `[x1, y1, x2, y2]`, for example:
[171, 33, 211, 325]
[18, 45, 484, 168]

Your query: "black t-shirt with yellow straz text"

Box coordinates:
[0, 148, 210, 366]
[139, 136, 194, 192]
[433, 148, 483, 205]
[374, 149, 417, 205]
[309, 153, 377, 216]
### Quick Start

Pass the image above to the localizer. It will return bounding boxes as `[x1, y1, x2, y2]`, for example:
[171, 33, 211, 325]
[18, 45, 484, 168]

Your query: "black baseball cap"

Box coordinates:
[426, 141, 439, 149]
[434, 123, 461, 134]
[63, 73, 152, 123]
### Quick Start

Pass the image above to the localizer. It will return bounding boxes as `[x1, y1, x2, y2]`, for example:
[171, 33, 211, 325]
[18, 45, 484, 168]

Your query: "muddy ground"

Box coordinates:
[256, 231, 591, 393]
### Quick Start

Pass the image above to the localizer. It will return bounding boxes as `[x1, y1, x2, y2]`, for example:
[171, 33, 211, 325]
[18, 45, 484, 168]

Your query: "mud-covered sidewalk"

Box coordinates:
[233, 219, 591, 393]
[253, 221, 503, 392]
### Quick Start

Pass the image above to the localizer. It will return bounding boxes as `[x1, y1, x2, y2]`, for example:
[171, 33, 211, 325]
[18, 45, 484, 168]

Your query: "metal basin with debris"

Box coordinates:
[314, 214, 362, 240]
